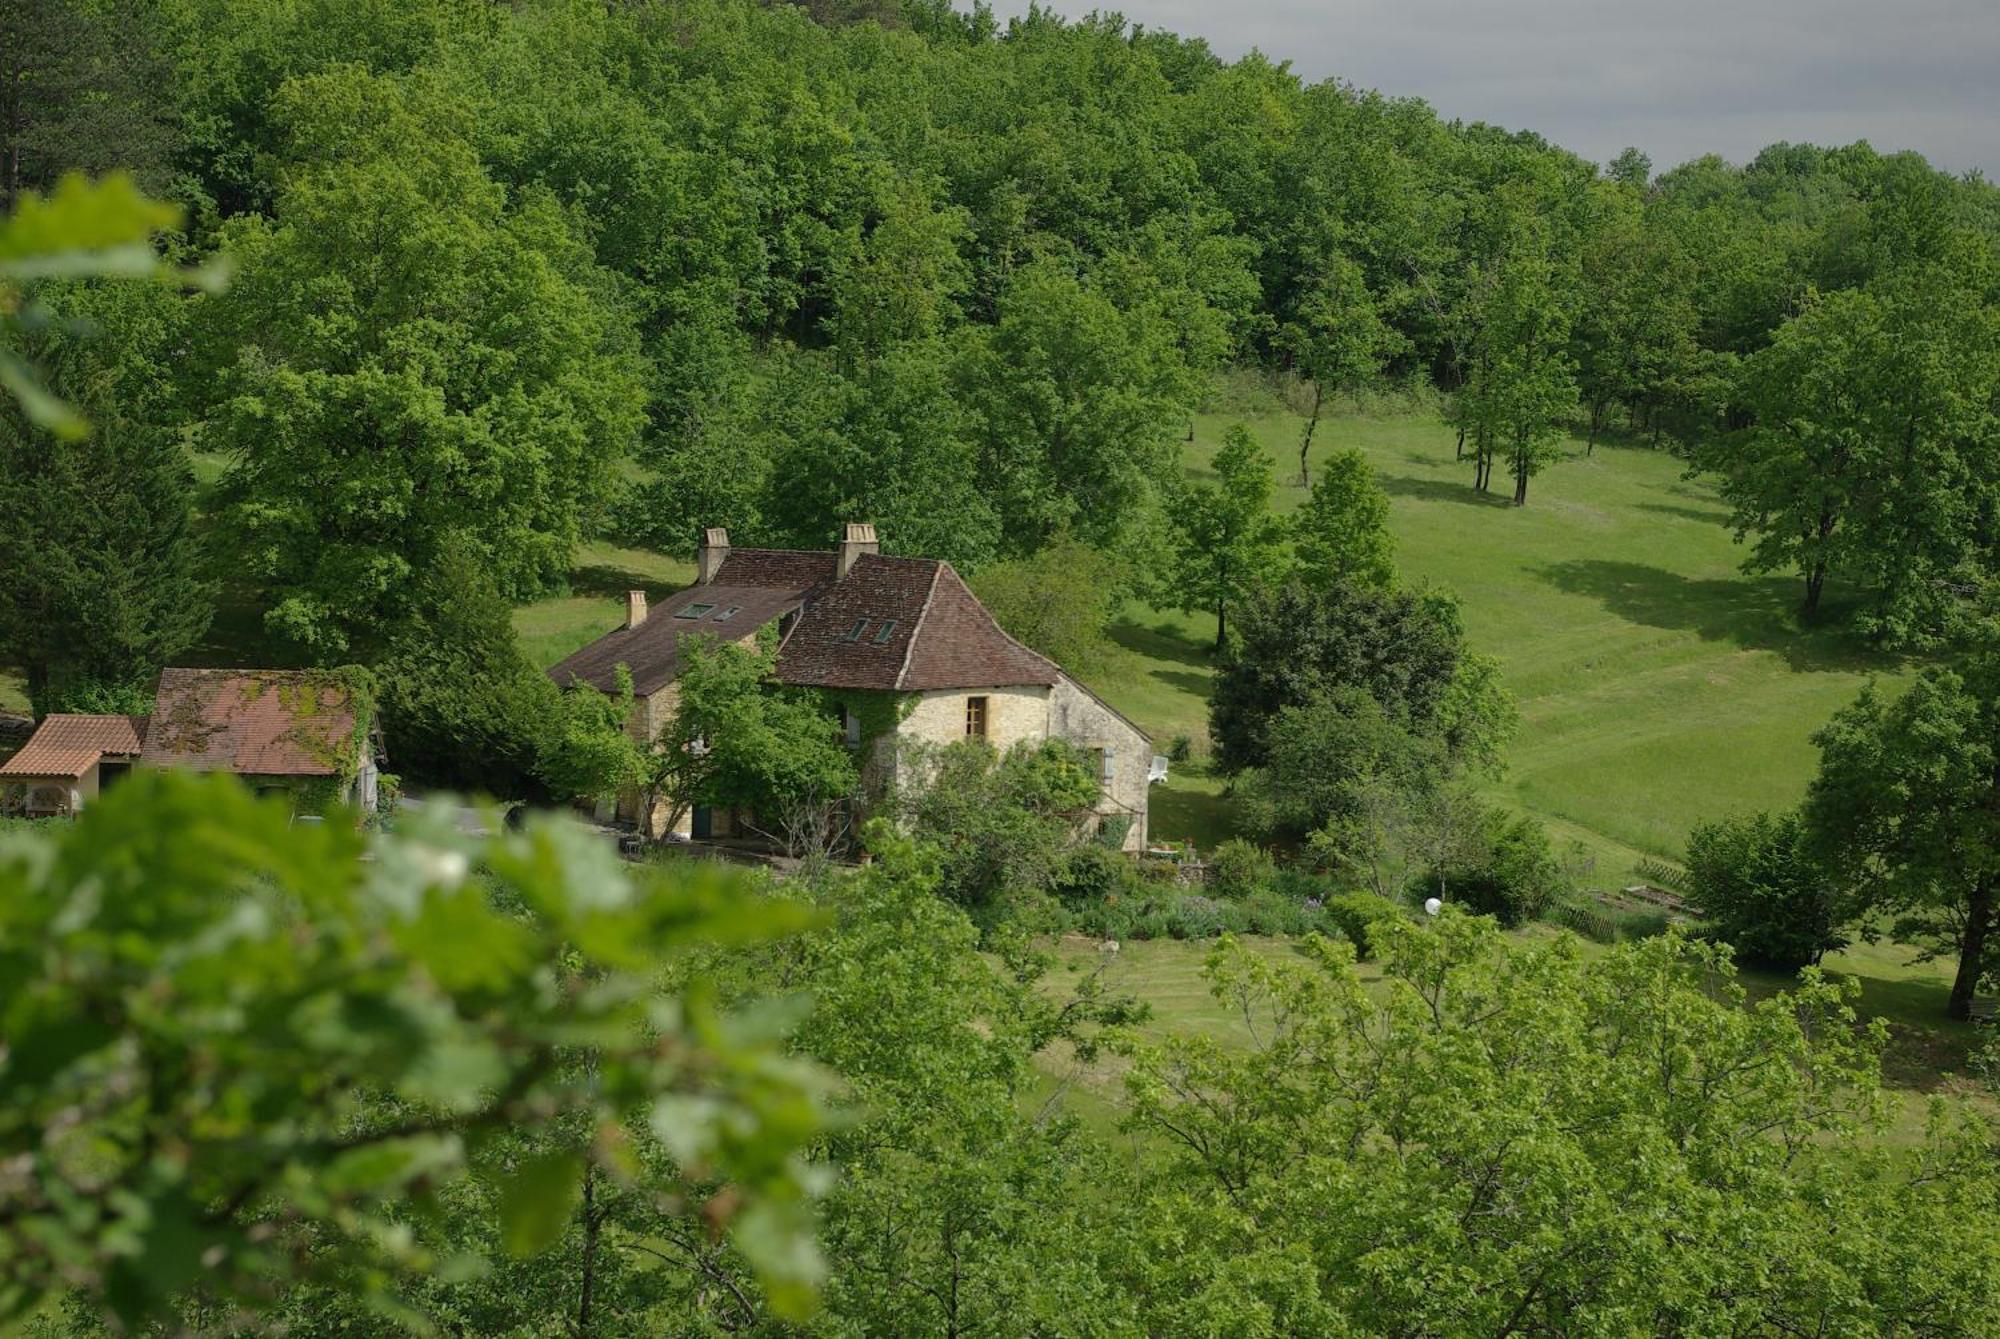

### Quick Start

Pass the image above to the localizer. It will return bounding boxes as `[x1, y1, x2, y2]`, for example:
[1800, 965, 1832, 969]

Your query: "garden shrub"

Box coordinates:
[1431, 811, 1567, 927]
[1052, 843, 1141, 908]
[1241, 887, 1318, 936]
[1322, 890, 1403, 960]
[1207, 838, 1277, 900]
[1168, 894, 1230, 939]
[1683, 809, 1844, 969]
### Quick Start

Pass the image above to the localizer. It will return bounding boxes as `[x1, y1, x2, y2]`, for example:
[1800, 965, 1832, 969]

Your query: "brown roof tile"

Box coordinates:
[546, 584, 809, 696]
[775, 555, 941, 689]
[34, 713, 147, 755]
[898, 564, 1061, 691]
[0, 714, 150, 779]
[553, 542, 1065, 700]
[712, 548, 837, 591]
[0, 742, 103, 779]
[141, 669, 361, 777]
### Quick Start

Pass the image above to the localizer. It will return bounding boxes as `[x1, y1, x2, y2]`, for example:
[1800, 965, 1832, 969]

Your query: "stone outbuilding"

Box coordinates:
[0, 669, 381, 819]
[548, 523, 1155, 849]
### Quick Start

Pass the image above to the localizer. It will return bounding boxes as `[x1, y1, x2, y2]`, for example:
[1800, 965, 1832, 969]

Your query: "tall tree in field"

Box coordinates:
[1279, 249, 1390, 487]
[1704, 286, 1876, 619]
[1487, 243, 1578, 506]
[1805, 657, 2000, 1019]
[1572, 182, 1703, 452]
[1166, 424, 1287, 651]
[1705, 264, 1998, 633]
[958, 256, 1214, 558]
[201, 69, 646, 658]
[1291, 447, 1395, 591]
[1210, 578, 1493, 775]
[1842, 262, 2000, 645]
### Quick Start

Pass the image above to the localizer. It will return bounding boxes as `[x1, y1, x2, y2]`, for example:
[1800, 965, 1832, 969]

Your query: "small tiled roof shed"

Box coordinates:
[141, 669, 361, 777]
[0, 713, 148, 780]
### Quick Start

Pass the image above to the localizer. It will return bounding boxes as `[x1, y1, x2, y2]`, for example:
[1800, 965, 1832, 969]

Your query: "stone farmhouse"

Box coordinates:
[548, 524, 1155, 849]
[0, 668, 381, 819]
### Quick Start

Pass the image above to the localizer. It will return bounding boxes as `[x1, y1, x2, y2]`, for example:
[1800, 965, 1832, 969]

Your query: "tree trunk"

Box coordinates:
[1298, 382, 1322, 486]
[1586, 400, 1603, 455]
[1455, 425, 1466, 462]
[1949, 879, 1996, 1021]
[1513, 462, 1529, 506]
[1214, 599, 1226, 653]
[1802, 561, 1827, 618]
[578, 1163, 601, 1336]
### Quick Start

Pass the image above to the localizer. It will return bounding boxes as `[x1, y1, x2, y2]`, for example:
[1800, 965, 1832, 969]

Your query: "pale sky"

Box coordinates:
[986, 0, 2000, 178]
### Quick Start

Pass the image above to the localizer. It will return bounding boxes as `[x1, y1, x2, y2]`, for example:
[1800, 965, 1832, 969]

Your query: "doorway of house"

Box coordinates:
[692, 806, 712, 839]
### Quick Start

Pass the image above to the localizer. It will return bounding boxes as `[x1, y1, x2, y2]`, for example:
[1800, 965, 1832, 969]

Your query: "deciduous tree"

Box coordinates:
[1165, 424, 1287, 650]
[202, 70, 646, 657]
[1290, 446, 1395, 591]
[1806, 662, 2000, 1019]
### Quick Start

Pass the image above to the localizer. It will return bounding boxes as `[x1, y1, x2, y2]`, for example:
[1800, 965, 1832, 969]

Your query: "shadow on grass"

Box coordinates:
[1739, 960, 1976, 1092]
[1633, 500, 1732, 526]
[1149, 780, 1238, 849]
[1533, 558, 1893, 674]
[1150, 668, 1214, 699]
[1108, 616, 1214, 670]
[569, 562, 683, 601]
[1377, 471, 1515, 509]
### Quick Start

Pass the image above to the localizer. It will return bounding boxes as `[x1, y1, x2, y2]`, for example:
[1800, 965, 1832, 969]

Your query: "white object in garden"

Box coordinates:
[1423, 897, 1442, 917]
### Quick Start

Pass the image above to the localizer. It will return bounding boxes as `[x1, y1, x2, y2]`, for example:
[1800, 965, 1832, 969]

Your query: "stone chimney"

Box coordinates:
[837, 521, 878, 581]
[624, 590, 647, 629]
[696, 526, 730, 584]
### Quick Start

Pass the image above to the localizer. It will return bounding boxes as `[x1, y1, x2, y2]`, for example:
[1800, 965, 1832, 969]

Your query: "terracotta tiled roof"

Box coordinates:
[776, 556, 1059, 691]
[897, 564, 1061, 691]
[34, 713, 146, 755]
[712, 548, 837, 591]
[141, 669, 360, 777]
[553, 540, 1066, 700]
[547, 584, 810, 697]
[0, 714, 149, 779]
[0, 742, 102, 779]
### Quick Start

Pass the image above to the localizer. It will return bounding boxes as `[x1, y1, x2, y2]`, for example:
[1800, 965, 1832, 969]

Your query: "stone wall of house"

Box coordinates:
[1048, 675, 1151, 851]
[898, 684, 1050, 757]
[627, 686, 686, 838]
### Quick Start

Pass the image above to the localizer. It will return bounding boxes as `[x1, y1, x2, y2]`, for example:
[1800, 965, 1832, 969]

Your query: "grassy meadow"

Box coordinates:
[1144, 405, 1903, 885]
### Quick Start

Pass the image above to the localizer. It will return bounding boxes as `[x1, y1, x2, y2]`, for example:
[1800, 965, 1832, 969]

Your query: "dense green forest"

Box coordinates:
[6, 0, 1998, 691]
[6, 0, 2000, 1331]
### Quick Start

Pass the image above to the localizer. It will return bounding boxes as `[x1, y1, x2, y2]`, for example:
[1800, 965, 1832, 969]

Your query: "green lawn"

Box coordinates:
[515, 542, 695, 669]
[1032, 930, 1988, 1149]
[1075, 406, 1903, 888]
